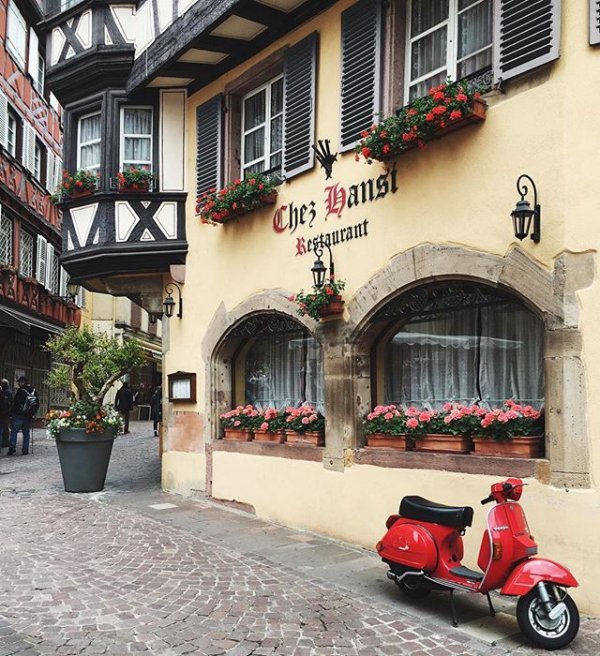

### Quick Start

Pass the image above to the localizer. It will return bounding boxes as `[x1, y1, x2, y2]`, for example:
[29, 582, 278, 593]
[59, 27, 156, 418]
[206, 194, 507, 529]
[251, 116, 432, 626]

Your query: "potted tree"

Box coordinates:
[45, 325, 145, 493]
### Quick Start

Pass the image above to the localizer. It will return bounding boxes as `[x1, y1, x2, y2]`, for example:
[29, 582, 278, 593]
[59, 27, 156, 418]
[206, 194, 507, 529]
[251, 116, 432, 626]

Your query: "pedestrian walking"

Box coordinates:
[8, 376, 39, 455]
[0, 378, 13, 451]
[115, 381, 135, 434]
[150, 385, 162, 436]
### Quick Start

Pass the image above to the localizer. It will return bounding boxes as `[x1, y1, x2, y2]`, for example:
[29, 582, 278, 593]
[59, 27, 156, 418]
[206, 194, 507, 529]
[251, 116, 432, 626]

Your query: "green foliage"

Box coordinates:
[56, 169, 98, 198]
[46, 325, 146, 407]
[117, 167, 154, 186]
[291, 278, 346, 321]
[196, 172, 278, 225]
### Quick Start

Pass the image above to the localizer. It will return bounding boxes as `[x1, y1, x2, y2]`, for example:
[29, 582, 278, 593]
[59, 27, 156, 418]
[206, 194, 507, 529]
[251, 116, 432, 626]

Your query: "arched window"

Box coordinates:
[377, 283, 544, 409]
[229, 314, 324, 412]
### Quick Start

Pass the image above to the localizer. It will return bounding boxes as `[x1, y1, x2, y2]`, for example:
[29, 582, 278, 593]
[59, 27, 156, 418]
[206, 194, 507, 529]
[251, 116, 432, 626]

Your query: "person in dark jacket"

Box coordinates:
[150, 385, 162, 437]
[8, 376, 38, 455]
[0, 378, 13, 450]
[115, 381, 135, 434]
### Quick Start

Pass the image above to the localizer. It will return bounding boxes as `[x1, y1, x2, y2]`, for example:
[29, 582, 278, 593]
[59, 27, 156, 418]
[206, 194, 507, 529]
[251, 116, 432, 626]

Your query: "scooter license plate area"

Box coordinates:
[380, 522, 438, 571]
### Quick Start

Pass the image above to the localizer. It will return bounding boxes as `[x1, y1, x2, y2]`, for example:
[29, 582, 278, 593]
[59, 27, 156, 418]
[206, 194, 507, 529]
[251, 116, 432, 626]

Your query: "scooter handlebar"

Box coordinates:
[481, 494, 494, 505]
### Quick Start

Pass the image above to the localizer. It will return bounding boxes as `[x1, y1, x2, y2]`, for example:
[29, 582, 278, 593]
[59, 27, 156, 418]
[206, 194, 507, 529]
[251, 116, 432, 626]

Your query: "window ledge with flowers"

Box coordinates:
[290, 278, 346, 321]
[113, 167, 155, 192]
[362, 401, 544, 457]
[355, 80, 486, 165]
[196, 173, 279, 225]
[218, 404, 325, 447]
[52, 169, 99, 204]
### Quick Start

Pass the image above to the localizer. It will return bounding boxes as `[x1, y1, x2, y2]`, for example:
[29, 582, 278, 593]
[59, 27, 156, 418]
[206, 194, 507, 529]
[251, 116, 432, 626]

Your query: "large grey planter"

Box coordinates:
[56, 428, 116, 493]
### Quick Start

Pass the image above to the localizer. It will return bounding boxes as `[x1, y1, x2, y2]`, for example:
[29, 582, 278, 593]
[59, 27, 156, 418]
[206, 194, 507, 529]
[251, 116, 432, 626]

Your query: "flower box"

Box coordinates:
[318, 295, 345, 318]
[253, 429, 286, 444]
[366, 433, 411, 450]
[413, 433, 470, 454]
[118, 181, 149, 193]
[285, 430, 324, 446]
[472, 435, 544, 458]
[71, 188, 95, 199]
[223, 428, 254, 441]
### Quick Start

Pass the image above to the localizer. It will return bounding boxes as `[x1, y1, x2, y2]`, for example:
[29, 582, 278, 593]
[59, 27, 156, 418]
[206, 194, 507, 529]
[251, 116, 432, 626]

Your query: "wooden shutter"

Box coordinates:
[46, 148, 55, 191]
[0, 92, 7, 148]
[590, 1, 600, 44]
[195, 95, 222, 196]
[283, 32, 317, 179]
[494, 0, 561, 83]
[23, 124, 36, 172]
[54, 157, 62, 189]
[28, 28, 39, 89]
[45, 242, 54, 289]
[36, 235, 47, 284]
[59, 266, 68, 298]
[340, 0, 382, 151]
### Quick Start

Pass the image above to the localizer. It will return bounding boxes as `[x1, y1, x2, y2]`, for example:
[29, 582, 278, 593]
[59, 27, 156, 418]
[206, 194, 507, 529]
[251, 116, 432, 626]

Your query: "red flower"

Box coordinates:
[379, 130, 389, 139]
[433, 91, 445, 101]
[382, 144, 391, 154]
[258, 183, 265, 190]
[75, 180, 83, 188]
[432, 105, 446, 115]
[449, 109, 462, 121]
[425, 113, 435, 122]
[455, 93, 467, 102]
[361, 146, 371, 158]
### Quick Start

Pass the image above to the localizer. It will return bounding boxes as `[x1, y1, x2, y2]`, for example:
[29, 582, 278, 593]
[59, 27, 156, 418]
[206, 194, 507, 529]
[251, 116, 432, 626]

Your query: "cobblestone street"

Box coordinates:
[1, 423, 599, 655]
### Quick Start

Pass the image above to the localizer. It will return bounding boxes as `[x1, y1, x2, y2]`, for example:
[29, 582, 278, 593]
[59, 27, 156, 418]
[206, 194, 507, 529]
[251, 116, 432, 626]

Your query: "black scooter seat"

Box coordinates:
[399, 495, 474, 528]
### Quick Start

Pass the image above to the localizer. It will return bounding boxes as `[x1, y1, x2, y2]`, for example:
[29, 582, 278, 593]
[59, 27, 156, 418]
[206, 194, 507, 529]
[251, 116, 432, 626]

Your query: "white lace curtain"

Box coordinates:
[78, 113, 101, 172]
[245, 331, 324, 413]
[122, 108, 152, 168]
[384, 302, 544, 409]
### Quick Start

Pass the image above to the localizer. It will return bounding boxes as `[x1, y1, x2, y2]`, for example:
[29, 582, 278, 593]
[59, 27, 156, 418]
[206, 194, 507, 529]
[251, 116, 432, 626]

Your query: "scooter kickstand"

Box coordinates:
[485, 592, 496, 617]
[449, 589, 459, 627]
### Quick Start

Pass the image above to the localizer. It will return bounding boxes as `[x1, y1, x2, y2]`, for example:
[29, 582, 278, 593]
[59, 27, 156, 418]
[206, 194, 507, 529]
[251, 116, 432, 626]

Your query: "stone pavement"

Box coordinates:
[0, 422, 599, 656]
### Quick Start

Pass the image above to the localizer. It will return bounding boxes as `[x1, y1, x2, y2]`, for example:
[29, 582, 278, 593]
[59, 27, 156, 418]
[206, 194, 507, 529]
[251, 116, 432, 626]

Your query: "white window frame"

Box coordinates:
[404, 0, 492, 102]
[7, 110, 18, 158]
[241, 75, 284, 177]
[6, 1, 27, 70]
[77, 111, 102, 173]
[19, 228, 34, 277]
[119, 106, 153, 171]
[0, 208, 13, 266]
[36, 52, 45, 95]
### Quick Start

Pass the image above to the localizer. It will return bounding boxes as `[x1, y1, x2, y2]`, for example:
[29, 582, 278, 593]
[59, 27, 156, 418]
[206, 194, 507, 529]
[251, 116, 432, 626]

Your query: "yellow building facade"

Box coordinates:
[40, 0, 600, 616]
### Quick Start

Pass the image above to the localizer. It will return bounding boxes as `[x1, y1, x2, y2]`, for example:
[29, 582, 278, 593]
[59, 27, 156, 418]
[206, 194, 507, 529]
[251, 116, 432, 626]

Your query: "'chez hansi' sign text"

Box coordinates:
[272, 167, 398, 256]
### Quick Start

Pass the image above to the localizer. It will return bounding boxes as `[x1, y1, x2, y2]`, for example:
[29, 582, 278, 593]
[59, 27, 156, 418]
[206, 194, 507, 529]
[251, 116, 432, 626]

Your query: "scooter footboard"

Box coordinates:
[501, 558, 578, 596]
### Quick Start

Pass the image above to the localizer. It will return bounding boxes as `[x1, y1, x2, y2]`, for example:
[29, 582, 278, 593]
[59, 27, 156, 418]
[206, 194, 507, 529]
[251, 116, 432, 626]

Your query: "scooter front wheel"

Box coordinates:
[516, 586, 579, 650]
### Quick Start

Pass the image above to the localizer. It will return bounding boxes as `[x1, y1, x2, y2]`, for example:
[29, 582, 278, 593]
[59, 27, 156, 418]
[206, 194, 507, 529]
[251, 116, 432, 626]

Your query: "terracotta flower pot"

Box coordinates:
[472, 435, 544, 458]
[318, 295, 345, 318]
[253, 429, 286, 444]
[223, 428, 253, 441]
[118, 181, 150, 192]
[285, 430, 324, 446]
[366, 433, 411, 450]
[70, 188, 95, 199]
[413, 433, 470, 454]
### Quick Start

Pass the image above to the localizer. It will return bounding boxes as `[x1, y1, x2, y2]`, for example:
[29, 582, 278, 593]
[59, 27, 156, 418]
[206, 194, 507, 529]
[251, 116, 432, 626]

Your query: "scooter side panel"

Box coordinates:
[379, 521, 438, 570]
[501, 557, 579, 596]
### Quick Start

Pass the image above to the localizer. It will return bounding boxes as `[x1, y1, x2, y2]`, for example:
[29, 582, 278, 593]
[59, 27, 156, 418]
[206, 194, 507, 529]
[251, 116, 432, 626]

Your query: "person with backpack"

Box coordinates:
[0, 378, 13, 450]
[8, 376, 39, 456]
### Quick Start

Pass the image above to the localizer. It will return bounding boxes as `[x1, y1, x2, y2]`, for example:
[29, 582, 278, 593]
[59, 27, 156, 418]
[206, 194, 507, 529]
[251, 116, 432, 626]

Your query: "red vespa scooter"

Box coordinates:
[377, 478, 579, 650]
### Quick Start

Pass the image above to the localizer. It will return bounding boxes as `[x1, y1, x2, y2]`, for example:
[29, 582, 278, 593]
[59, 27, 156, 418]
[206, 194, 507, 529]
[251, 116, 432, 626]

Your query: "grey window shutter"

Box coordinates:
[340, 0, 382, 152]
[590, 1, 600, 45]
[283, 32, 317, 179]
[196, 95, 222, 196]
[494, 0, 561, 83]
[0, 91, 8, 148]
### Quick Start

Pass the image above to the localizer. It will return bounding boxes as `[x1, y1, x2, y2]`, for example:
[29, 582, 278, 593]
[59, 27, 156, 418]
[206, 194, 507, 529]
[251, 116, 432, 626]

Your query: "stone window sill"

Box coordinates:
[210, 439, 323, 462]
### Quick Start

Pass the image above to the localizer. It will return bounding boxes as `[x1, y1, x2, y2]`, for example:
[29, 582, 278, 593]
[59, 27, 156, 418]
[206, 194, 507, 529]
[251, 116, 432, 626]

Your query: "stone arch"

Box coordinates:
[202, 289, 322, 445]
[339, 244, 593, 488]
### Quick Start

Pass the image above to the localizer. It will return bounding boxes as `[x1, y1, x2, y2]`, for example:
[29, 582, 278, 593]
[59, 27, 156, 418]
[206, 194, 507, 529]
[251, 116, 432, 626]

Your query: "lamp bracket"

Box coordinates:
[516, 174, 541, 243]
[164, 282, 183, 319]
[312, 139, 338, 180]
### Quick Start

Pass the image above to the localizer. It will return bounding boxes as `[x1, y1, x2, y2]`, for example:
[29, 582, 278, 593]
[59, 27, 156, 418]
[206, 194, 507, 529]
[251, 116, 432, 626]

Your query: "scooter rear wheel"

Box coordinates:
[395, 575, 431, 600]
[516, 587, 579, 650]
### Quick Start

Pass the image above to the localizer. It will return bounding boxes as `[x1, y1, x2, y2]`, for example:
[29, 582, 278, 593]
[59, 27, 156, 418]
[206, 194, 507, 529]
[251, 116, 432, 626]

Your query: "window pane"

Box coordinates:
[124, 137, 151, 163]
[270, 115, 283, 152]
[457, 0, 492, 60]
[271, 78, 284, 115]
[244, 90, 266, 130]
[245, 331, 324, 413]
[409, 70, 447, 101]
[19, 230, 34, 277]
[243, 161, 264, 177]
[79, 114, 101, 143]
[123, 108, 152, 135]
[269, 152, 282, 172]
[0, 215, 13, 265]
[411, 0, 449, 37]
[410, 26, 447, 81]
[244, 127, 265, 165]
[80, 143, 100, 170]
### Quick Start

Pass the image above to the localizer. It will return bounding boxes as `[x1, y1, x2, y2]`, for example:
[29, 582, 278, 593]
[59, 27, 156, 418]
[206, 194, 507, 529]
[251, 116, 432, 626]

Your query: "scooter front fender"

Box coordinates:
[501, 558, 578, 596]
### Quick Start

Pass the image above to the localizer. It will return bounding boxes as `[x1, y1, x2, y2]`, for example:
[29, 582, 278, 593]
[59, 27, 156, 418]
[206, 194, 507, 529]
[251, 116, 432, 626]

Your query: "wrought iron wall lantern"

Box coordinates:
[312, 139, 338, 180]
[511, 174, 541, 243]
[163, 282, 183, 319]
[60, 279, 80, 303]
[311, 239, 335, 288]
